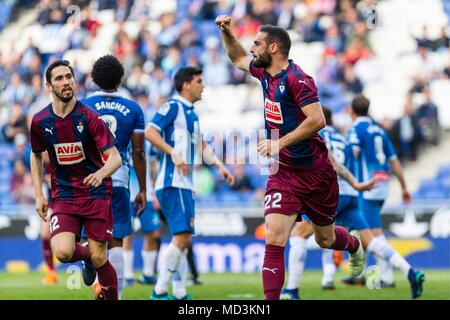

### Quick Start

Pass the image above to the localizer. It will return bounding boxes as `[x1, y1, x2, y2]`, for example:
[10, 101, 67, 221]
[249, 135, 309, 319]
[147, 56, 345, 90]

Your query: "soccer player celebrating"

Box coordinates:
[346, 95, 425, 298]
[216, 16, 365, 300]
[145, 67, 235, 300]
[30, 60, 122, 300]
[82, 55, 147, 299]
[281, 107, 425, 299]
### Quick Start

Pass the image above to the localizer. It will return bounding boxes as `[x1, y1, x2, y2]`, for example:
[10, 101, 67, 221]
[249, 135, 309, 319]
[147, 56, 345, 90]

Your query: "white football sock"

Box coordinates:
[367, 236, 412, 277]
[123, 249, 134, 279]
[374, 234, 395, 284]
[172, 250, 188, 299]
[154, 243, 182, 295]
[321, 249, 336, 286]
[142, 250, 157, 277]
[108, 247, 124, 300]
[286, 236, 308, 290]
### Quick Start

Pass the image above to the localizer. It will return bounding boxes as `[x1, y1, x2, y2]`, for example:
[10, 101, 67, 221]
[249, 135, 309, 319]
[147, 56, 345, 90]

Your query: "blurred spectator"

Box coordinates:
[229, 164, 254, 192]
[1, 102, 28, 144]
[13, 172, 35, 205]
[126, 65, 151, 97]
[10, 159, 27, 194]
[341, 63, 363, 94]
[200, 37, 230, 85]
[433, 26, 450, 51]
[416, 86, 440, 146]
[115, 0, 132, 22]
[392, 94, 422, 162]
[414, 25, 433, 50]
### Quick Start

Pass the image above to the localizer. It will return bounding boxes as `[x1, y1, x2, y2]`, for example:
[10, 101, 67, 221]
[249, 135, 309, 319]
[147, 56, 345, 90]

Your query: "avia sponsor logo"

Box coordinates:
[54, 142, 85, 165]
[264, 98, 283, 124]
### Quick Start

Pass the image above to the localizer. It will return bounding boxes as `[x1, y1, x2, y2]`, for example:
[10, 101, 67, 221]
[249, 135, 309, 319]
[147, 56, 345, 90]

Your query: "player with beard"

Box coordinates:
[216, 17, 365, 300]
[30, 60, 122, 300]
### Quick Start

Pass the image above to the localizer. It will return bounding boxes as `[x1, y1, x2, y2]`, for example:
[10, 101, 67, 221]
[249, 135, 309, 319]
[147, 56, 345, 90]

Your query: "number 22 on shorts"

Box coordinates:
[265, 192, 282, 209]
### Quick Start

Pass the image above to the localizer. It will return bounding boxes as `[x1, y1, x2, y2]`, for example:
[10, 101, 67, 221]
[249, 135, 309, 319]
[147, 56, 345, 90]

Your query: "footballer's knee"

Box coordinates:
[54, 246, 74, 263]
[265, 229, 288, 247]
[315, 234, 336, 249]
[90, 252, 108, 268]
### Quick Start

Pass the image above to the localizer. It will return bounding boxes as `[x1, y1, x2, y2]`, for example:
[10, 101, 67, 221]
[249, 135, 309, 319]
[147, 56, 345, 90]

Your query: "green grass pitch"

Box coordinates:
[0, 270, 448, 300]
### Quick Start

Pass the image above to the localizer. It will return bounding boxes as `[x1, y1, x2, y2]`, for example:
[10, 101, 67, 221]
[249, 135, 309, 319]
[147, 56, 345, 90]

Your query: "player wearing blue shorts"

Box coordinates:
[282, 106, 425, 299]
[345, 95, 424, 298]
[123, 146, 162, 286]
[146, 67, 235, 300]
[82, 55, 147, 299]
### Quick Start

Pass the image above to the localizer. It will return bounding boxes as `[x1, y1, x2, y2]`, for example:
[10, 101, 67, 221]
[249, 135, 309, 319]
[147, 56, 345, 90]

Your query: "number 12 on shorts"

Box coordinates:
[49, 216, 60, 233]
[265, 192, 282, 209]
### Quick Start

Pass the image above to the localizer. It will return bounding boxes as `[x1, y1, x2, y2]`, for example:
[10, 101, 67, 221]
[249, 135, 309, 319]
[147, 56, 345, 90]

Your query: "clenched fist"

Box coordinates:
[215, 15, 231, 32]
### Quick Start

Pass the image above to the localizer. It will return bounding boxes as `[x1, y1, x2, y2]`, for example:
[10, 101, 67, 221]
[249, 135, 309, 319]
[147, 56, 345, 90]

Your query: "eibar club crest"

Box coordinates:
[279, 82, 285, 93]
[77, 121, 84, 133]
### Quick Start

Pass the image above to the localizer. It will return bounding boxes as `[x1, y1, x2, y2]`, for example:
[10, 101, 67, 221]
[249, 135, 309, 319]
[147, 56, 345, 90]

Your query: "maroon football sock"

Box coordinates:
[330, 226, 359, 254]
[262, 244, 285, 300]
[68, 243, 90, 263]
[42, 239, 54, 271]
[96, 261, 118, 300]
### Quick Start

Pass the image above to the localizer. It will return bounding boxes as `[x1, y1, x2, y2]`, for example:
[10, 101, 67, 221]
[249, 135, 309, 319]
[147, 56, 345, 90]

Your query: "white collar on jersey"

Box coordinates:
[172, 94, 194, 108]
[353, 116, 372, 126]
[90, 90, 132, 99]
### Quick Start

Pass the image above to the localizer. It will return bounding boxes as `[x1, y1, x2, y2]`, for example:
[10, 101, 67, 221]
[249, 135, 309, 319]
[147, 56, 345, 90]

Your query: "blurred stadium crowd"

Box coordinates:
[0, 0, 449, 207]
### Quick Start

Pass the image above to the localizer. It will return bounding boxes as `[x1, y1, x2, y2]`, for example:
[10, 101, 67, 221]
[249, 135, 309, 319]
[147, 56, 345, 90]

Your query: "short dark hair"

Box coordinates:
[259, 25, 291, 57]
[351, 94, 370, 116]
[45, 60, 74, 84]
[91, 55, 124, 90]
[173, 67, 203, 93]
[322, 106, 333, 126]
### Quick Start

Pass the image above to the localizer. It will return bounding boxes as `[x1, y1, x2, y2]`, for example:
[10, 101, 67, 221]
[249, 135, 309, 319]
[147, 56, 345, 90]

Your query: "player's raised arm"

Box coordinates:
[30, 151, 48, 222]
[216, 15, 250, 72]
[84, 146, 122, 187]
[131, 132, 147, 216]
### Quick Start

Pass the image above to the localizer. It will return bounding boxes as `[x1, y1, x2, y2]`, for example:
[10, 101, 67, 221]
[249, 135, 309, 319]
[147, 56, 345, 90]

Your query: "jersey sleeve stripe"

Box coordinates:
[298, 97, 320, 108]
[100, 141, 118, 153]
[147, 122, 162, 131]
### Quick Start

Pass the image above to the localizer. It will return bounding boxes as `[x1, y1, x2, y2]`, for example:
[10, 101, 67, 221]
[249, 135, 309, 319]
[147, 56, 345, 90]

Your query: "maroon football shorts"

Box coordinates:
[264, 159, 339, 226]
[49, 198, 113, 242]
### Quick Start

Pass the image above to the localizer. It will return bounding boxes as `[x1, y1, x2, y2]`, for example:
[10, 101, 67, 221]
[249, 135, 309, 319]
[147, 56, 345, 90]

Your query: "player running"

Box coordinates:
[30, 60, 122, 300]
[82, 55, 147, 299]
[344, 94, 425, 298]
[216, 16, 365, 300]
[281, 106, 425, 299]
[145, 67, 235, 300]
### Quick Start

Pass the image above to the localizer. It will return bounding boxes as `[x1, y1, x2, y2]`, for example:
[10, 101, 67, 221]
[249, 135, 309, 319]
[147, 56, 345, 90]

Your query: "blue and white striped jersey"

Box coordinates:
[149, 95, 201, 191]
[320, 125, 358, 197]
[348, 116, 397, 200]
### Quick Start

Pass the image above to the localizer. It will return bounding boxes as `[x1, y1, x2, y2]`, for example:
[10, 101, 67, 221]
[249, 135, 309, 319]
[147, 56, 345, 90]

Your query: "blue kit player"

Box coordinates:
[145, 67, 235, 300]
[82, 55, 147, 299]
[346, 95, 425, 298]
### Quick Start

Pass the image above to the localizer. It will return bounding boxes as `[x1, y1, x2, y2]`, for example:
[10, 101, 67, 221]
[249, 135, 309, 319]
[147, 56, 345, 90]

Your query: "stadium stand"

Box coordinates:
[0, 0, 448, 212]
